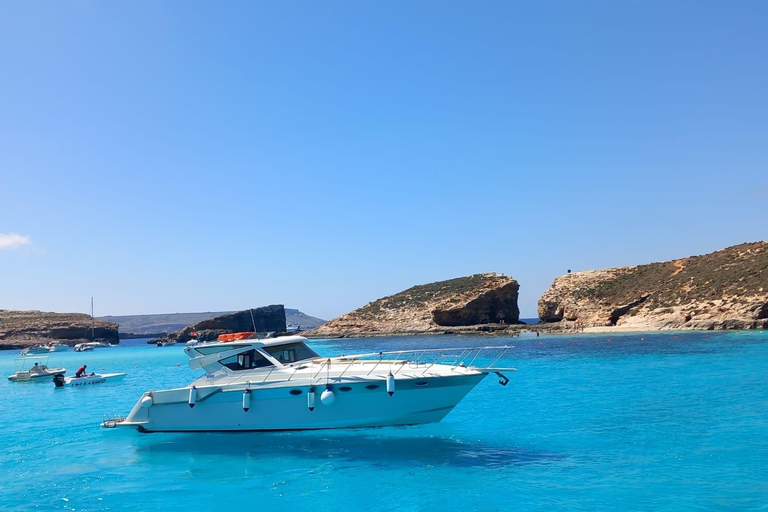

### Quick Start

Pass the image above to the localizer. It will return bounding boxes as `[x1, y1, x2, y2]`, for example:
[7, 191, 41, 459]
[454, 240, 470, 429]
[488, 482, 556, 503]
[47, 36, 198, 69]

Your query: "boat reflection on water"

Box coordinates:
[134, 430, 561, 469]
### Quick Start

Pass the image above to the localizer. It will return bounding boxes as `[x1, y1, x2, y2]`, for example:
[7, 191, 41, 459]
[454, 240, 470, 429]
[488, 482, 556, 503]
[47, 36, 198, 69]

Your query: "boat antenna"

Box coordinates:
[249, 308, 258, 339]
[91, 297, 95, 340]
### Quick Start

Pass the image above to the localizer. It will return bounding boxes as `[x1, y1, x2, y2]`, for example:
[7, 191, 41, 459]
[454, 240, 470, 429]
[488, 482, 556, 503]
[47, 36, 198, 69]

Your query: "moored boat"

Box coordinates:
[21, 341, 69, 354]
[110, 334, 514, 433]
[8, 357, 67, 382]
[74, 341, 113, 352]
[47, 341, 69, 352]
[20, 344, 51, 355]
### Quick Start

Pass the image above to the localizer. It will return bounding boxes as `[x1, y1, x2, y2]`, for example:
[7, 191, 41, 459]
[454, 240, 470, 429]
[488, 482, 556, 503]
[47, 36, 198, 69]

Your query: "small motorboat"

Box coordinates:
[20, 344, 51, 355]
[21, 341, 69, 354]
[74, 341, 113, 352]
[54, 372, 127, 387]
[46, 341, 69, 352]
[8, 357, 67, 382]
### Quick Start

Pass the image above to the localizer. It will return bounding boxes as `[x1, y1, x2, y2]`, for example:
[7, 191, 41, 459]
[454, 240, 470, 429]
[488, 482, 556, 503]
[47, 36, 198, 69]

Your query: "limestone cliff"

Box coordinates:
[307, 273, 520, 337]
[538, 242, 768, 331]
[0, 310, 119, 349]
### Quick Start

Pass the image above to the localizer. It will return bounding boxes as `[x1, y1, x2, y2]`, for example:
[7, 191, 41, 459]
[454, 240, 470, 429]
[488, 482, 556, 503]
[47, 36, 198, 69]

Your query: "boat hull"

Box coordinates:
[8, 369, 66, 382]
[56, 372, 127, 387]
[120, 373, 488, 432]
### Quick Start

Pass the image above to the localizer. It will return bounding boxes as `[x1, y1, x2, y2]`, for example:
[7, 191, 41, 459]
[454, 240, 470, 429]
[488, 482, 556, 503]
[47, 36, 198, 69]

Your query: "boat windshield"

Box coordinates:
[221, 349, 274, 371]
[264, 342, 320, 364]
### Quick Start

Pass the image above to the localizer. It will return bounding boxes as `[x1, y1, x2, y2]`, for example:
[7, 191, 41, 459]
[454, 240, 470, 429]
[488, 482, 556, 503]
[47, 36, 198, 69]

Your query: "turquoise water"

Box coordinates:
[2, 331, 767, 511]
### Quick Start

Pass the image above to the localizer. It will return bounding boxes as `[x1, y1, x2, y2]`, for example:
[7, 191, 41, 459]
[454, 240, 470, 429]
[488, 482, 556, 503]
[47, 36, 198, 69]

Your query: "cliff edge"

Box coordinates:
[538, 242, 768, 331]
[307, 273, 520, 337]
[0, 310, 119, 350]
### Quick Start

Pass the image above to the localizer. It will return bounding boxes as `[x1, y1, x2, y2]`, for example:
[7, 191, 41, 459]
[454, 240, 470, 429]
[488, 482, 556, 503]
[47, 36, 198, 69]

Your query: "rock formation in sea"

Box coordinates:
[0, 310, 119, 350]
[157, 304, 287, 343]
[306, 273, 520, 337]
[538, 241, 768, 331]
[101, 308, 325, 338]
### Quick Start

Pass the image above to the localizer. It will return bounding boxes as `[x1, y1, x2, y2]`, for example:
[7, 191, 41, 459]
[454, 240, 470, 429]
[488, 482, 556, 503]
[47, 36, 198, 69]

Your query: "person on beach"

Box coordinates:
[76, 365, 87, 378]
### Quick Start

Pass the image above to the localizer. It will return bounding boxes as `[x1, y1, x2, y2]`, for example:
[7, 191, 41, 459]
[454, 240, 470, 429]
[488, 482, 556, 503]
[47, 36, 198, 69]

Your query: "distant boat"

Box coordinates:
[47, 341, 69, 352]
[20, 341, 70, 355]
[74, 341, 112, 352]
[20, 344, 52, 355]
[75, 297, 114, 352]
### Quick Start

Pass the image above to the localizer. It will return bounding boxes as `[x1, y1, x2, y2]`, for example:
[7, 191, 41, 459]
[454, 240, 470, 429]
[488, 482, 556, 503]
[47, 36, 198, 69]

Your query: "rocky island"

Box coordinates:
[0, 310, 119, 350]
[538, 241, 768, 331]
[305, 273, 521, 338]
[154, 304, 288, 343]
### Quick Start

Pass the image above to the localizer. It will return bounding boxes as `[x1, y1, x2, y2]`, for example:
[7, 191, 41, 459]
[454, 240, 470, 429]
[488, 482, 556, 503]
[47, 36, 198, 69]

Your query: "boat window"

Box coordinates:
[197, 344, 251, 356]
[264, 342, 320, 364]
[221, 350, 273, 371]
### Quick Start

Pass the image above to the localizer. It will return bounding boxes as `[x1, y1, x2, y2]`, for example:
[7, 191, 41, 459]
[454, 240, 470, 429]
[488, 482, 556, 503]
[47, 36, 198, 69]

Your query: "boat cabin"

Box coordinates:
[184, 335, 321, 373]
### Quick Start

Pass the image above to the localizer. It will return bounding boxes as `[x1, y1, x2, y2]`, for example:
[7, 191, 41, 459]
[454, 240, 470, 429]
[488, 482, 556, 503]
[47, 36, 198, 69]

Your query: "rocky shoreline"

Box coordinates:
[302, 319, 765, 340]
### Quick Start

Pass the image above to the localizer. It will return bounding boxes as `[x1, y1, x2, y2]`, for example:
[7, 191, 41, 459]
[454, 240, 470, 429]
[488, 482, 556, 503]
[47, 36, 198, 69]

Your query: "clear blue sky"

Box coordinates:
[1, 1, 766, 321]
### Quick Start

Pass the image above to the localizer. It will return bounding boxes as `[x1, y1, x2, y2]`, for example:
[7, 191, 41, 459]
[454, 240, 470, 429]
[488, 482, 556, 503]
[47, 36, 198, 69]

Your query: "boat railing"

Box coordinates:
[311, 346, 515, 378]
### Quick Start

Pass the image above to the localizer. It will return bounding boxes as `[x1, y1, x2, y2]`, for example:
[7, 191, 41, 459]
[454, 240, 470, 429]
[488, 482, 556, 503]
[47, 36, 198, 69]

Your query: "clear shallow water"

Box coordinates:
[1, 331, 767, 511]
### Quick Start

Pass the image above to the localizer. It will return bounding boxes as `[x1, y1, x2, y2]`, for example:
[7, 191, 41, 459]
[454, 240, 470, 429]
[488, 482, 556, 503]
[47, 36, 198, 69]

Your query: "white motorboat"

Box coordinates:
[8, 357, 67, 382]
[47, 341, 69, 352]
[54, 372, 127, 387]
[74, 341, 113, 352]
[20, 344, 51, 355]
[21, 341, 69, 354]
[110, 334, 514, 433]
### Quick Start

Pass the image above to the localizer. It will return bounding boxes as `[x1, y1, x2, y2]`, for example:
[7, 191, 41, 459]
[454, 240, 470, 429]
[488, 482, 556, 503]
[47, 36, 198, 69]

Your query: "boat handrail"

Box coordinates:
[321, 346, 515, 375]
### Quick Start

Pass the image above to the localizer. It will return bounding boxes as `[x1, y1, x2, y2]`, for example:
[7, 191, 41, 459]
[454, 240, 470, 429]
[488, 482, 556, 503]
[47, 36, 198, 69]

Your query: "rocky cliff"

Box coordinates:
[307, 273, 520, 337]
[102, 308, 325, 337]
[538, 242, 768, 331]
[158, 305, 287, 343]
[0, 310, 119, 350]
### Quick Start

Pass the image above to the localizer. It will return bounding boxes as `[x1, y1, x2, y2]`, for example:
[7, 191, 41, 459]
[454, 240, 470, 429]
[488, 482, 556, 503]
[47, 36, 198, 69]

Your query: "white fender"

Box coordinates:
[307, 387, 315, 411]
[386, 372, 395, 396]
[140, 394, 153, 408]
[320, 387, 335, 405]
[242, 389, 251, 412]
[188, 386, 197, 408]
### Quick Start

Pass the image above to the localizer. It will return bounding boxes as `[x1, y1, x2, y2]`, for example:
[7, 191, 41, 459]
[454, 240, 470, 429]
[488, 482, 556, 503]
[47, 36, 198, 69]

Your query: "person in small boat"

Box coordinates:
[30, 362, 42, 374]
[76, 365, 87, 378]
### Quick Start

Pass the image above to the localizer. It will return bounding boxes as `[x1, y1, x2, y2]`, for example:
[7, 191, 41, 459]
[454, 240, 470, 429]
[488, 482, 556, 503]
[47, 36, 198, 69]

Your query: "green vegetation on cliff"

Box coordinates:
[539, 241, 768, 329]
[577, 242, 767, 309]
